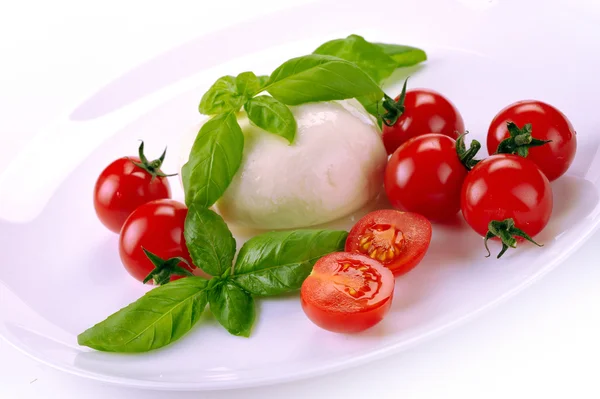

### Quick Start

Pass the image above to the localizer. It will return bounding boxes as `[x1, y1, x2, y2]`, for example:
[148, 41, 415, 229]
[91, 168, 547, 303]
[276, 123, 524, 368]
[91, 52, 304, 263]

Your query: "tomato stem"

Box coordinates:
[456, 132, 482, 170]
[130, 141, 178, 180]
[380, 77, 409, 127]
[483, 218, 543, 259]
[142, 248, 194, 285]
[495, 122, 552, 157]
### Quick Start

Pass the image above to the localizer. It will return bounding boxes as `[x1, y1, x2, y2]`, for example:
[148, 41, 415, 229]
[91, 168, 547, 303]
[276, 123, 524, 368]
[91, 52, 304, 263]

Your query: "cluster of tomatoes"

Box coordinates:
[93, 142, 199, 284]
[301, 84, 577, 334]
[383, 84, 576, 254]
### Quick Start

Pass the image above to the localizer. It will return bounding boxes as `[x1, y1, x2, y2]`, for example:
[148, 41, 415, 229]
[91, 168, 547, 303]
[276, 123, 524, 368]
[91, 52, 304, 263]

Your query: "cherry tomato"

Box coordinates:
[487, 100, 577, 181]
[119, 199, 196, 283]
[382, 88, 465, 155]
[461, 154, 553, 257]
[300, 252, 394, 333]
[345, 210, 432, 276]
[94, 142, 173, 233]
[384, 134, 470, 221]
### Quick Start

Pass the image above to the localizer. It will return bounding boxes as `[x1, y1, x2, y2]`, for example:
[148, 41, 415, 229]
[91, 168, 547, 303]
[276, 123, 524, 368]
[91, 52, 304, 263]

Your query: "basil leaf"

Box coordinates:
[244, 96, 297, 143]
[181, 112, 244, 207]
[265, 54, 384, 105]
[357, 94, 385, 128]
[314, 34, 398, 85]
[257, 75, 269, 90]
[77, 277, 209, 353]
[199, 76, 243, 115]
[235, 71, 261, 99]
[208, 280, 255, 337]
[358, 95, 380, 116]
[184, 204, 236, 277]
[375, 43, 427, 67]
[232, 229, 348, 296]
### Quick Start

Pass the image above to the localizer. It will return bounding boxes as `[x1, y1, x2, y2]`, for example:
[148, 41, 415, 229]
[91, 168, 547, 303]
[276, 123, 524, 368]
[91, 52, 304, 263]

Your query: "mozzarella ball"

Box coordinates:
[180, 99, 387, 230]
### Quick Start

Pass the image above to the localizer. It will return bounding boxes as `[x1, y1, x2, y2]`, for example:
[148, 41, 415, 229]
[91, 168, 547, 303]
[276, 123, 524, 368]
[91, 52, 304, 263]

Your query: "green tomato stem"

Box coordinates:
[380, 77, 409, 127]
[142, 248, 194, 285]
[455, 132, 482, 170]
[483, 218, 543, 259]
[130, 141, 177, 180]
[495, 122, 552, 157]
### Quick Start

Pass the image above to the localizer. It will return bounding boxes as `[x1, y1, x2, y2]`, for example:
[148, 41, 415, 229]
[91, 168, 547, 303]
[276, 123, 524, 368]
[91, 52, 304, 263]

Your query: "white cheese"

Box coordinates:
[179, 99, 387, 230]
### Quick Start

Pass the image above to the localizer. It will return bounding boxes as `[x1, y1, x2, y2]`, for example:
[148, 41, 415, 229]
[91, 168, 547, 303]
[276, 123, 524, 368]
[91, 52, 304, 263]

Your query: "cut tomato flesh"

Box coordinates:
[345, 210, 432, 276]
[319, 258, 384, 301]
[357, 223, 405, 263]
[301, 252, 395, 333]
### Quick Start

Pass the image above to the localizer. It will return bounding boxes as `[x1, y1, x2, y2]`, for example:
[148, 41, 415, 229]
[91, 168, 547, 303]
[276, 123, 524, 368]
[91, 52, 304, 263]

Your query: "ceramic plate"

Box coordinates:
[1, 0, 599, 391]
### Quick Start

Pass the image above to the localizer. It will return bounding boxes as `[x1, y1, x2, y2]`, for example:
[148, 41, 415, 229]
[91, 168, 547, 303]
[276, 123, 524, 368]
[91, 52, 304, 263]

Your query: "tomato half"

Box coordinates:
[382, 88, 465, 155]
[461, 154, 553, 256]
[94, 142, 173, 233]
[301, 252, 394, 333]
[119, 199, 197, 283]
[345, 210, 432, 276]
[384, 134, 469, 221]
[487, 100, 577, 181]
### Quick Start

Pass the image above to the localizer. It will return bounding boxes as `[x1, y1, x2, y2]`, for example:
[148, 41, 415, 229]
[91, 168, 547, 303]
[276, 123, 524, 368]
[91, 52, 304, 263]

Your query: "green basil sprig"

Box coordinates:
[314, 35, 427, 85]
[374, 42, 427, 67]
[78, 277, 210, 353]
[198, 75, 240, 115]
[181, 111, 244, 207]
[235, 71, 262, 99]
[184, 204, 236, 277]
[244, 95, 297, 143]
[208, 279, 256, 337]
[78, 228, 347, 353]
[199, 72, 266, 115]
[313, 34, 399, 85]
[263, 54, 383, 105]
[314, 35, 427, 123]
[232, 230, 348, 296]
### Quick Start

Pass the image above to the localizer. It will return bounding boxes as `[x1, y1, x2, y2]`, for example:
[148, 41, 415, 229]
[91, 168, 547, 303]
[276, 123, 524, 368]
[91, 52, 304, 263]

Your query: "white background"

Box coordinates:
[1, 0, 600, 398]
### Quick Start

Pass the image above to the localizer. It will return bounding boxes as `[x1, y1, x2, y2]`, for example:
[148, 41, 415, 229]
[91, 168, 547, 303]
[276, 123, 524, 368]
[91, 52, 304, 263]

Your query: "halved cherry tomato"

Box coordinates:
[345, 210, 432, 276]
[94, 142, 173, 233]
[301, 252, 394, 333]
[119, 199, 197, 283]
[487, 100, 577, 181]
[382, 87, 465, 155]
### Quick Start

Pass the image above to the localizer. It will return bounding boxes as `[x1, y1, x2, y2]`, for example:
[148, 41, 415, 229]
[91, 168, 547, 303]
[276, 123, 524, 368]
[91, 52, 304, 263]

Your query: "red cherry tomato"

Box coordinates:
[300, 252, 394, 333]
[384, 134, 469, 221]
[382, 88, 465, 155]
[345, 210, 432, 276]
[461, 155, 553, 256]
[119, 199, 196, 283]
[94, 142, 172, 233]
[487, 100, 577, 181]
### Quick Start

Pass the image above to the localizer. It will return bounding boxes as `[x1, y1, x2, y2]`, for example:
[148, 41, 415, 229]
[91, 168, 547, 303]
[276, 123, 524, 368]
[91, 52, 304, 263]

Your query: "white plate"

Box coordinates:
[1, 0, 599, 391]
